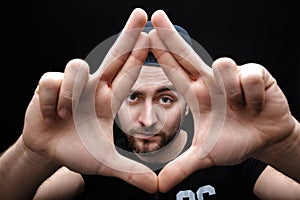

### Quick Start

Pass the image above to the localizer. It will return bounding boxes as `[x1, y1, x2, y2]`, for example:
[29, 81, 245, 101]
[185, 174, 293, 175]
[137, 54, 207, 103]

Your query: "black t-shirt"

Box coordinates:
[76, 158, 266, 200]
[75, 125, 267, 199]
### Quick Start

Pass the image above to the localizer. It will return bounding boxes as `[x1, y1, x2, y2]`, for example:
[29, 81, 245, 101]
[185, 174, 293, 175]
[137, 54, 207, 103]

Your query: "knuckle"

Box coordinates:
[213, 57, 236, 72]
[60, 88, 73, 103]
[65, 59, 90, 75]
[242, 73, 263, 87]
[110, 47, 129, 63]
[40, 103, 56, 113]
[174, 45, 192, 63]
[227, 87, 242, 100]
[248, 96, 264, 112]
[39, 72, 62, 90]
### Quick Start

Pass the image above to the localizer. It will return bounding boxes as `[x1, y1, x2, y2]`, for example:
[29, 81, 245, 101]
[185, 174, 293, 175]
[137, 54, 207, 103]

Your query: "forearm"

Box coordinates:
[0, 136, 59, 200]
[256, 117, 300, 183]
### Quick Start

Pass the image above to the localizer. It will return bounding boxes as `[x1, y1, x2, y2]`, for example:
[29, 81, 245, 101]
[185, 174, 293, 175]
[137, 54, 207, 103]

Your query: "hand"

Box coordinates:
[149, 10, 296, 192]
[21, 8, 158, 193]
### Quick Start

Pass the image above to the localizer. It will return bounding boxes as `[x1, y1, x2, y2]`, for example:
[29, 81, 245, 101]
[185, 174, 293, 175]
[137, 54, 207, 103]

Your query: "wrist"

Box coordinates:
[255, 117, 300, 182]
[17, 136, 61, 171]
[0, 136, 61, 199]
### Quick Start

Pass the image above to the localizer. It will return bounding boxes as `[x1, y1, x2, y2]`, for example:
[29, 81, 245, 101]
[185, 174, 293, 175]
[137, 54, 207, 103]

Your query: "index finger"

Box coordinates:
[158, 148, 210, 192]
[151, 10, 212, 79]
[96, 8, 148, 83]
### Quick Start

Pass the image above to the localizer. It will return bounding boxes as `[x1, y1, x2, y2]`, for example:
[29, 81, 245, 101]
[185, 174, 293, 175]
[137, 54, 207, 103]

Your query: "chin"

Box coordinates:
[136, 144, 161, 153]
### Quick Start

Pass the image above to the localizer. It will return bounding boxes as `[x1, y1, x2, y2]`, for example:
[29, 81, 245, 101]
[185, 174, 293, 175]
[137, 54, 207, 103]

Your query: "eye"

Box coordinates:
[159, 96, 173, 105]
[127, 93, 139, 103]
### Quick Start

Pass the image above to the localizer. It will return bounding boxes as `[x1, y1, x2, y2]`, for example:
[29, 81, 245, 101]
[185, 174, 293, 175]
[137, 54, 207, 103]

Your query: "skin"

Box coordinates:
[0, 8, 158, 200]
[117, 66, 188, 154]
[0, 8, 300, 200]
[150, 9, 300, 193]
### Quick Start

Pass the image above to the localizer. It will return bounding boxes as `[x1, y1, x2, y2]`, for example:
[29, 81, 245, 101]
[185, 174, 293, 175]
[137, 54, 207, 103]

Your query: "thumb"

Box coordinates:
[113, 161, 158, 193]
[158, 148, 212, 192]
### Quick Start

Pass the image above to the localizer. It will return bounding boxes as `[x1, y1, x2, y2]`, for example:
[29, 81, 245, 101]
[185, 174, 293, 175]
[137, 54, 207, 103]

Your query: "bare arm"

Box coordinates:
[254, 165, 300, 199]
[255, 118, 300, 184]
[33, 166, 84, 200]
[149, 9, 300, 193]
[1, 9, 158, 199]
[0, 137, 84, 200]
[0, 137, 59, 200]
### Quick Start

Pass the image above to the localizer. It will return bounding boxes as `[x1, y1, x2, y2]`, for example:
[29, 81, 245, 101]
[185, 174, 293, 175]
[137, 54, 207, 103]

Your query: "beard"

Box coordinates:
[125, 118, 183, 153]
[120, 110, 186, 153]
[126, 131, 176, 153]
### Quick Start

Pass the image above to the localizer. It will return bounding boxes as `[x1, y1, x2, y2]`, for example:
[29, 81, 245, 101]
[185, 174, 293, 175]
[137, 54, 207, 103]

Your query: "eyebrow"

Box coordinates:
[129, 86, 177, 95]
[156, 86, 177, 93]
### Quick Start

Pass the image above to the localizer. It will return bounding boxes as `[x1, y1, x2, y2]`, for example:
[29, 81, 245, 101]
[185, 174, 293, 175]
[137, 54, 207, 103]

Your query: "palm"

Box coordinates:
[20, 8, 158, 193]
[192, 73, 294, 166]
[149, 10, 295, 192]
[23, 91, 112, 174]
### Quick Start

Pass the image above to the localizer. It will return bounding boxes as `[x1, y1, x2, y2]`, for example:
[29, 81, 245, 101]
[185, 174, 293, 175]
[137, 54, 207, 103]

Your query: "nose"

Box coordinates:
[137, 100, 157, 127]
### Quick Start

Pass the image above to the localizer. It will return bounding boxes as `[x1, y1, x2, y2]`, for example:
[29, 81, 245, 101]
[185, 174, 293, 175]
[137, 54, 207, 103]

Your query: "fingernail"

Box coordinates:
[58, 107, 71, 119]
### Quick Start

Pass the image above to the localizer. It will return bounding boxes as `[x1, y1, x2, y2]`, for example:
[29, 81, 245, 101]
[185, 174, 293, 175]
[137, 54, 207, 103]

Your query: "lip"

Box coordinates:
[134, 132, 159, 140]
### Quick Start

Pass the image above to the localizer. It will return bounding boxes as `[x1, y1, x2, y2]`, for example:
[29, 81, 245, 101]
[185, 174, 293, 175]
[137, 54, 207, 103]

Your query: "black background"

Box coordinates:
[2, 0, 300, 152]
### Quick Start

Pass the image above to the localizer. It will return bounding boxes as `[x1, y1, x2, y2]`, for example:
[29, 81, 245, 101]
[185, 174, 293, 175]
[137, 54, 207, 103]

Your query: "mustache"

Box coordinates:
[127, 124, 161, 135]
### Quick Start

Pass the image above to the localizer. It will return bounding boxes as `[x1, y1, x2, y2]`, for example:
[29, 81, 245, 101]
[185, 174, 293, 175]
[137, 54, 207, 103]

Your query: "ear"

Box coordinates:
[184, 104, 189, 116]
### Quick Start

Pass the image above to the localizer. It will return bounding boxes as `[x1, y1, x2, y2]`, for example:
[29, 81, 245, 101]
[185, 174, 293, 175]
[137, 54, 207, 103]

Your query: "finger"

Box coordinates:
[239, 63, 265, 113]
[58, 59, 90, 119]
[151, 10, 212, 79]
[119, 170, 158, 193]
[212, 57, 245, 111]
[158, 147, 211, 192]
[110, 32, 149, 115]
[74, 121, 158, 192]
[149, 29, 200, 114]
[105, 154, 158, 193]
[73, 109, 159, 190]
[151, 10, 221, 114]
[76, 123, 159, 193]
[97, 8, 148, 83]
[38, 72, 63, 121]
[149, 29, 193, 84]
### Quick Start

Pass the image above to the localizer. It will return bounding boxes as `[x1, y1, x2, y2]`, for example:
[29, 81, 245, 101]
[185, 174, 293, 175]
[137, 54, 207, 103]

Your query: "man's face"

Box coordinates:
[117, 66, 187, 153]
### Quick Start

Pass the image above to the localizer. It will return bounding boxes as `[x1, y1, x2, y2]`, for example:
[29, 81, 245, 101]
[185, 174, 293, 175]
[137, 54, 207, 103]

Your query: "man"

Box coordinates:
[1, 8, 300, 200]
[78, 62, 272, 200]
[113, 21, 193, 169]
[114, 63, 191, 168]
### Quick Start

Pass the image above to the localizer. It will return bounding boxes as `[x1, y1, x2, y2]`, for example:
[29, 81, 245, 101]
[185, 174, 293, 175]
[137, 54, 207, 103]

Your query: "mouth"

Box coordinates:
[134, 132, 160, 140]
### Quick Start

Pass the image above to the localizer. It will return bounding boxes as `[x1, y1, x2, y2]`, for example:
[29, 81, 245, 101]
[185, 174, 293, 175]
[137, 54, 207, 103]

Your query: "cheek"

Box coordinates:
[117, 105, 139, 130]
[161, 105, 184, 133]
[117, 105, 132, 131]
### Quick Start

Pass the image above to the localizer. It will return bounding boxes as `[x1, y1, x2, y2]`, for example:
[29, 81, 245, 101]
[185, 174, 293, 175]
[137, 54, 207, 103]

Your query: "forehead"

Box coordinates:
[132, 66, 172, 90]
